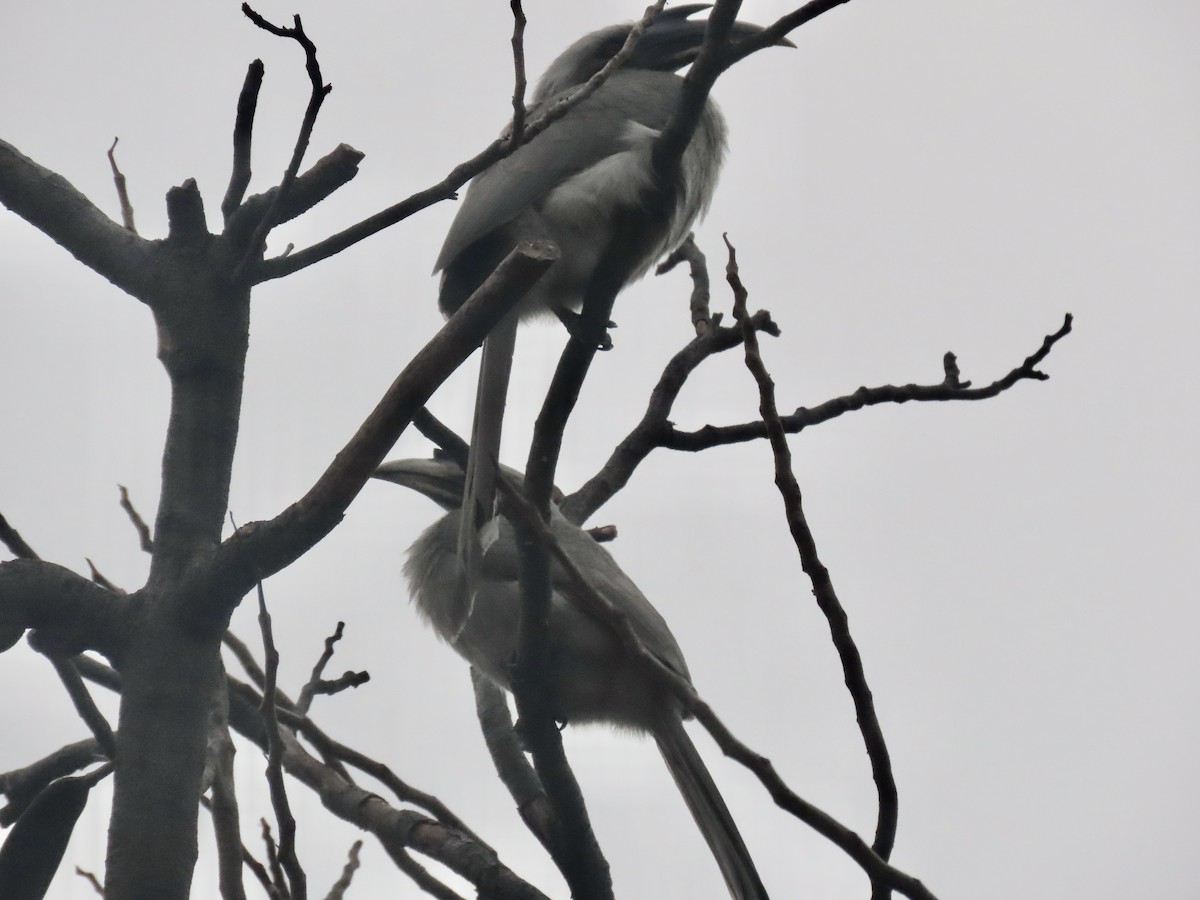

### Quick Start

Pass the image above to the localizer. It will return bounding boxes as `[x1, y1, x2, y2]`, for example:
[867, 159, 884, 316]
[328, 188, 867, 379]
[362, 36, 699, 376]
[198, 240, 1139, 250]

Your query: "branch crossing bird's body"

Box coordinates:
[374, 458, 769, 899]
[433, 6, 792, 568]
[436, 64, 727, 320]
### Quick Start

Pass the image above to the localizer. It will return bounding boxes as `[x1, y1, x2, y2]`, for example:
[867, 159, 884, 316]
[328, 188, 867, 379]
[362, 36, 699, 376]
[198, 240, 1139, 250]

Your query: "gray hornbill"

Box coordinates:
[435, 5, 792, 586]
[374, 458, 769, 899]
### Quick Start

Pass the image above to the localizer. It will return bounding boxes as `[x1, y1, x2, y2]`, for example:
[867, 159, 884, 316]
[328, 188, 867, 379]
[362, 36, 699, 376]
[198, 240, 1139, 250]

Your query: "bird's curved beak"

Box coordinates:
[373, 457, 567, 511]
[634, 4, 795, 72]
[373, 458, 467, 511]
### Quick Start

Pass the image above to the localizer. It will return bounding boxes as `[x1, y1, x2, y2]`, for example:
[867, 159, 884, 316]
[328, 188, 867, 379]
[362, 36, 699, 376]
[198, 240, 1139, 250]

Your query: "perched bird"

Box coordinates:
[373, 457, 768, 899]
[436, 5, 792, 586]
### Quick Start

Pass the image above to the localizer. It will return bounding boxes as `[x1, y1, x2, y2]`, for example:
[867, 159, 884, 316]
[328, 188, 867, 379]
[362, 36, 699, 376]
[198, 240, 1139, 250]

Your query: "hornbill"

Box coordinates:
[374, 457, 769, 899]
[435, 5, 792, 587]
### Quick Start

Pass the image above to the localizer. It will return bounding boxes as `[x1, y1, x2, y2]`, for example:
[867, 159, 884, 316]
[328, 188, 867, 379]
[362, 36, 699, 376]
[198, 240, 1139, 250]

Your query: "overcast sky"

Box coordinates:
[2, 1, 1198, 897]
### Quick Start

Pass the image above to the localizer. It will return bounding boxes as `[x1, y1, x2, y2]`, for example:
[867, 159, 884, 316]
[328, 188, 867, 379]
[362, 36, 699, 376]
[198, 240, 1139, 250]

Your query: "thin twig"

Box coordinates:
[296, 622, 369, 714]
[200, 795, 279, 899]
[257, 583, 307, 900]
[383, 847, 467, 900]
[47, 656, 117, 760]
[509, 2, 528, 147]
[84, 560, 121, 592]
[656, 233, 712, 334]
[322, 841, 361, 900]
[260, 819, 288, 899]
[563, 313, 1071, 522]
[734, 0, 855, 63]
[224, 630, 268, 692]
[208, 713, 248, 900]
[75, 866, 105, 896]
[724, 234, 899, 889]
[106, 138, 137, 233]
[236, 5, 332, 280]
[560, 309, 778, 523]
[0, 511, 39, 559]
[118, 485, 153, 553]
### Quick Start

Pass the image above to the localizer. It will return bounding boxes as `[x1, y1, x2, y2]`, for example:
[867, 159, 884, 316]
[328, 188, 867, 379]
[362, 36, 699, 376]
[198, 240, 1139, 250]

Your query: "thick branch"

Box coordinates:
[0, 139, 157, 301]
[0, 738, 104, 826]
[222, 59, 265, 223]
[266, 727, 546, 900]
[225, 144, 364, 249]
[212, 241, 556, 598]
[0, 559, 129, 659]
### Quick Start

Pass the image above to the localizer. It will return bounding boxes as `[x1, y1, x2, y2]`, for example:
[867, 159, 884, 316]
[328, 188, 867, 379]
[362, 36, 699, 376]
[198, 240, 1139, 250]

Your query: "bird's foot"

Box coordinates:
[554, 308, 615, 351]
[513, 715, 570, 752]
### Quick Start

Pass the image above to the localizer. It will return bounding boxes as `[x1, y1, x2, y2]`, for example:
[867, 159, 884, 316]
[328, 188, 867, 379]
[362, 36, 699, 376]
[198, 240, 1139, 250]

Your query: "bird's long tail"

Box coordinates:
[458, 313, 519, 586]
[655, 717, 768, 899]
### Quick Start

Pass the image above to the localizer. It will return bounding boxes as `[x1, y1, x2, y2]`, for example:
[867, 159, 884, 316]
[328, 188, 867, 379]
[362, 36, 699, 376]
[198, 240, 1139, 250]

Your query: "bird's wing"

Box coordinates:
[434, 71, 685, 273]
[477, 514, 692, 682]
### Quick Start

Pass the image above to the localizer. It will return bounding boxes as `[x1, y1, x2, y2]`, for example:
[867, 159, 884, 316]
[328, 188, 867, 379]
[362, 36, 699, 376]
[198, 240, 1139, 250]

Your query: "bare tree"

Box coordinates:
[0, 3, 1071, 899]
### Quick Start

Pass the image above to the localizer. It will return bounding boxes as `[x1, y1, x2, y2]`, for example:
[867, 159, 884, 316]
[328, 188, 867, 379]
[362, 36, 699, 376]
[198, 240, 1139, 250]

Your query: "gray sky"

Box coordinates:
[2, 1, 1197, 897]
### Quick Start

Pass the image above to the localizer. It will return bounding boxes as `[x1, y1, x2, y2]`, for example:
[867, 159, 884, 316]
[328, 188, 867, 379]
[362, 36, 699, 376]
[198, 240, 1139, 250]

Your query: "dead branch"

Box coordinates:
[256, 584, 306, 900]
[222, 60, 265, 223]
[106, 138, 137, 233]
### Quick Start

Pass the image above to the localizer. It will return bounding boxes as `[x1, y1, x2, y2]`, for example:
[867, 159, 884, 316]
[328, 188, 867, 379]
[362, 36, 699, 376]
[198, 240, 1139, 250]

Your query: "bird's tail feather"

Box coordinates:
[655, 717, 768, 900]
[458, 313, 519, 585]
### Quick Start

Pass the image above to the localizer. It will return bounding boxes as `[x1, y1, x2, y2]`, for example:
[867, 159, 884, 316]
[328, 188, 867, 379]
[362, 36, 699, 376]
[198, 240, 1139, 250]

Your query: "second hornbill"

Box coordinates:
[374, 457, 769, 898]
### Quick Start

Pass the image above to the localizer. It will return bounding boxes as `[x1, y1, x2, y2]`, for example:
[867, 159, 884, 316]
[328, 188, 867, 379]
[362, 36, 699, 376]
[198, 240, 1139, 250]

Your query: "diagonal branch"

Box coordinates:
[257, 584, 307, 900]
[106, 138, 137, 233]
[0, 558, 129, 660]
[725, 236, 897, 889]
[210, 241, 556, 601]
[45, 656, 118, 761]
[222, 59, 265, 223]
[668, 312, 1074, 449]
[236, 6, 333, 279]
[561, 308, 778, 524]
[563, 313, 1072, 523]
[508, 1, 529, 147]
[732, 0, 855, 63]
[0, 139, 158, 303]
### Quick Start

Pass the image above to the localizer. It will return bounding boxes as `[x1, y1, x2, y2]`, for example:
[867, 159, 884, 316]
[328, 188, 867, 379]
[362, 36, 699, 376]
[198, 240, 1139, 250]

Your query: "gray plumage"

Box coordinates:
[373, 457, 768, 899]
[435, 4, 734, 319]
[435, 6, 790, 608]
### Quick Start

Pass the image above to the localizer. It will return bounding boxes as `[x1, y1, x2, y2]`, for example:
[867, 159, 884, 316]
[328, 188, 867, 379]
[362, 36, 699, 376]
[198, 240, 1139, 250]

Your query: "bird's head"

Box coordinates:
[534, 4, 793, 102]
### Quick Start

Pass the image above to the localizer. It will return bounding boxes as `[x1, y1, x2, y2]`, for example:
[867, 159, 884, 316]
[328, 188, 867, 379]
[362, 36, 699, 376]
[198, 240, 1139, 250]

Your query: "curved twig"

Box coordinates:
[725, 235, 897, 887]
